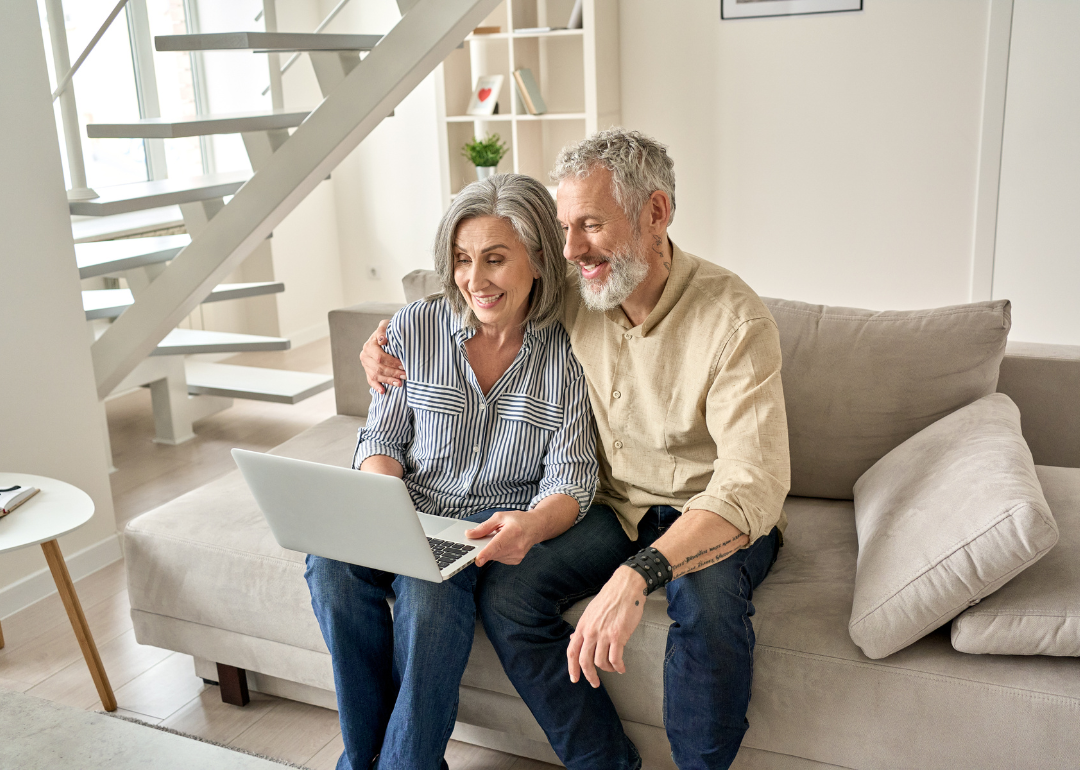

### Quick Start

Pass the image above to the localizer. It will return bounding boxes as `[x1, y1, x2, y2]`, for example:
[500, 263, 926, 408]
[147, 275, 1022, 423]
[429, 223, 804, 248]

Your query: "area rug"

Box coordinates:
[0, 690, 300, 770]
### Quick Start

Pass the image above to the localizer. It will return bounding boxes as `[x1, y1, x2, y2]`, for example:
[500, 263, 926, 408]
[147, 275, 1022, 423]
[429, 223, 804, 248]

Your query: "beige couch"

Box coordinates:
[125, 274, 1080, 770]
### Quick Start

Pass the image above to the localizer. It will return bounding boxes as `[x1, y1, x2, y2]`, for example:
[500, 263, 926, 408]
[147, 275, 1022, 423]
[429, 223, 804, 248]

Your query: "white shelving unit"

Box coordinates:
[435, 0, 620, 204]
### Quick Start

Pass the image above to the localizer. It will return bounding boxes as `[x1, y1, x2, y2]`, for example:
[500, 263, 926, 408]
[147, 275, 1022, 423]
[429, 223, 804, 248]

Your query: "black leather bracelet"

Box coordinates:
[623, 547, 673, 596]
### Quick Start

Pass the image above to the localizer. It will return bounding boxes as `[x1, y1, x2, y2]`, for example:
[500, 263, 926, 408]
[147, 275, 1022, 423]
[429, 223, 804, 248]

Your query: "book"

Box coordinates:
[0, 485, 39, 516]
[512, 69, 547, 116]
[514, 27, 561, 34]
[567, 0, 583, 29]
[472, 26, 500, 35]
[466, 74, 504, 117]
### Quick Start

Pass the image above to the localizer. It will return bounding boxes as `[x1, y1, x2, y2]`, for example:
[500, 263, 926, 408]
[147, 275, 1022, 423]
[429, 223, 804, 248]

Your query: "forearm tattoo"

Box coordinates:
[670, 533, 749, 578]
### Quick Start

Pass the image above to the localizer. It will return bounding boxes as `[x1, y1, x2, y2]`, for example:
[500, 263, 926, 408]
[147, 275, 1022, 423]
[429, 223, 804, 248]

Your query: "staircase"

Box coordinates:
[67, 0, 501, 448]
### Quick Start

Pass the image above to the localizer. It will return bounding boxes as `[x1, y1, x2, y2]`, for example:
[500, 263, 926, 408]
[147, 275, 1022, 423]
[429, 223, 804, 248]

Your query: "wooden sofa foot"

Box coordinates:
[216, 663, 250, 706]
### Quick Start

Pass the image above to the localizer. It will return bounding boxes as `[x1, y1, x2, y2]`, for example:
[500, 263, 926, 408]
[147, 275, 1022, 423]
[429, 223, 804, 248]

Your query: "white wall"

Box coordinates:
[620, 0, 994, 311]
[991, 0, 1080, 345]
[0, 0, 119, 615]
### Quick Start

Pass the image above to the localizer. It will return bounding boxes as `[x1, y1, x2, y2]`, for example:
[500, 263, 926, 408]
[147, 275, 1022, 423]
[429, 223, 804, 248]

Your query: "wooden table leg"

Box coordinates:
[41, 539, 116, 712]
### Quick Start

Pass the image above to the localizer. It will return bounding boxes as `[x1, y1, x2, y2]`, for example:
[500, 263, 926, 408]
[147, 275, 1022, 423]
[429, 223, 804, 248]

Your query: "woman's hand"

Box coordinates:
[360, 319, 407, 394]
[466, 511, 541, 566]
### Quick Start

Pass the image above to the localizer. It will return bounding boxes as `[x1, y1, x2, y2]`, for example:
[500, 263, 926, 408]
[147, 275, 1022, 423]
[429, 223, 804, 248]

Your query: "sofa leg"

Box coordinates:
[216, 663, 250, 707]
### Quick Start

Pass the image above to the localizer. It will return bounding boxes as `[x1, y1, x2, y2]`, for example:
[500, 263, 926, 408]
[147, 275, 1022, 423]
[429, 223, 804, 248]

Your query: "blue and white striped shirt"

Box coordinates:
[353, 297, 598, 520]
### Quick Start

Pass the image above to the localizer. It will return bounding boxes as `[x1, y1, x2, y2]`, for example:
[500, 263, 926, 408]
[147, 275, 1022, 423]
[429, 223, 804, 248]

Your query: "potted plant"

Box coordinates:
[461, 134, 509, 180]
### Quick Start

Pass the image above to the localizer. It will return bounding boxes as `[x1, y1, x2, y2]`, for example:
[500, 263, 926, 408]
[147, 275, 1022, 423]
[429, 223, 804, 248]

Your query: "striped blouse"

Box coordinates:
[353, 297, 598, 520]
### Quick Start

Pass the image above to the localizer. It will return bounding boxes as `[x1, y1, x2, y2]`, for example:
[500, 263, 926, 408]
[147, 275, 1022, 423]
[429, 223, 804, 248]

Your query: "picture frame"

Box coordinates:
[721, 0, 862, 20]
[466, 74, 504, 117]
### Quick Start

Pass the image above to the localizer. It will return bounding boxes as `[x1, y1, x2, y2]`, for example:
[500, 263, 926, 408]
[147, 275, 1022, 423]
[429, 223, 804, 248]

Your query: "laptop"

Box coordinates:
[231, 449, 494, 582]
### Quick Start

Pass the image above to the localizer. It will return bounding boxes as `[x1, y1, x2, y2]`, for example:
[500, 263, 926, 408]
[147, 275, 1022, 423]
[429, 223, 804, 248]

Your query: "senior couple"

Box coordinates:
[305, 128, 791, 770]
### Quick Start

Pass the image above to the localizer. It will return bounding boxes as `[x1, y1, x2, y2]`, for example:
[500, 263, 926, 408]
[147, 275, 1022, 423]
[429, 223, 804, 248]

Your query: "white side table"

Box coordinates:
[0, 473, 116, 711]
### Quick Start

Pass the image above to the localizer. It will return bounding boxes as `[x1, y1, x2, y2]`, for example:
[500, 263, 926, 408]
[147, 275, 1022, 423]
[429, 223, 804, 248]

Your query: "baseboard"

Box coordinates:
[0, 533, 124, 620]
[285, 319, 330, 350]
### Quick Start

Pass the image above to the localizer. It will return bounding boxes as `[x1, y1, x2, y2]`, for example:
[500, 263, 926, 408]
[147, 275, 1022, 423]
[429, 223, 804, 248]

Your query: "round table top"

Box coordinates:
[0, 473, 96, 554]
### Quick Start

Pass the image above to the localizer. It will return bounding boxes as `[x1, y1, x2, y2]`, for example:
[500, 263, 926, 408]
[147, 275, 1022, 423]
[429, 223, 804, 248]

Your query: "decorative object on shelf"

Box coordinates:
[568, 0, 584, 29]
[473, 26, 501, 35]
[466, 74, 504, 117]
[461, 134, 509, 180]
[513, 69, 547, 115]
[721, 0, 862, 19]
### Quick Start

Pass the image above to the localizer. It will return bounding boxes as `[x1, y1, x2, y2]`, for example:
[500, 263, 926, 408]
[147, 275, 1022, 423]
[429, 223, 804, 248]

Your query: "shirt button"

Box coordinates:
[479, 403, 486, 410]
[613, 391, 621, 399]
[473, 445, 480, 453]
[614, 440, 623, 449]
[624, 332, 632, 340]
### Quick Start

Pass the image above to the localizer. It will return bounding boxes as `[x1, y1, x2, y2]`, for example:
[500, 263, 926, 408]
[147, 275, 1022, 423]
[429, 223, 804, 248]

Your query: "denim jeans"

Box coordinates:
[477, 503, 642, 770]
[304, 508, 501, 770]
[480, 503, 781, 770]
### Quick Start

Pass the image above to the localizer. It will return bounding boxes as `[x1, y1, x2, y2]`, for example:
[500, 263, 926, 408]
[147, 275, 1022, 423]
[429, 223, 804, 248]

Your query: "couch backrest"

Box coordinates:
[328, 272, 1079, 481]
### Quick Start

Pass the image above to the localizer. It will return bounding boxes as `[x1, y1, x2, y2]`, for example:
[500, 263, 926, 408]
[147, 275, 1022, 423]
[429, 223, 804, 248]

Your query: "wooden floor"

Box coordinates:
[0, 339, 557, 770]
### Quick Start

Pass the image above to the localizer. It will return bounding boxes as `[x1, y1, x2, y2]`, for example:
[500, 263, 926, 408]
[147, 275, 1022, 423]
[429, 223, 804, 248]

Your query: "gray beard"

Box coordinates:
[576, 237, 650, 312]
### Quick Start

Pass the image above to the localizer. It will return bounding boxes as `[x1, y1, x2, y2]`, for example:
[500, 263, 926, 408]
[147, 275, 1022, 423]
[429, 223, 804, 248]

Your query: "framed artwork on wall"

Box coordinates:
[721, 0, 862, 20]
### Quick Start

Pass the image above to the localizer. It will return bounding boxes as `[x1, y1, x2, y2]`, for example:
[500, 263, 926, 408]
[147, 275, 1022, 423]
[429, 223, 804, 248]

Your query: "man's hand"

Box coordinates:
[466, 511, 542, 566]
[360, 319, 406, 394]
[567, 566, 647, 687]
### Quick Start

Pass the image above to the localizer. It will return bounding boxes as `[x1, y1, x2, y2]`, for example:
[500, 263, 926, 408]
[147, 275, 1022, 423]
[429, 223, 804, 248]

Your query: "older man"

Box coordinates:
[362, 129, 790, 770]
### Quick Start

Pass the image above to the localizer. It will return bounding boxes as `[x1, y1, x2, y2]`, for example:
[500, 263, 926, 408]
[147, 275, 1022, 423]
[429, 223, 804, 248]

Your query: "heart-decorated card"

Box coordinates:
[466, 74, 504, 117]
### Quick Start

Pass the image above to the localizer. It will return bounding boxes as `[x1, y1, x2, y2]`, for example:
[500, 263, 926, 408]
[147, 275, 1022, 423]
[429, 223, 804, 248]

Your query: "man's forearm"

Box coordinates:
[650, 509, 749, 580]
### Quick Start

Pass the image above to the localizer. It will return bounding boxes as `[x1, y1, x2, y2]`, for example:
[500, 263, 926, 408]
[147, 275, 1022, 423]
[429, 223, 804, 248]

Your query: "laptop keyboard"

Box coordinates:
[427, 537, 476, 570]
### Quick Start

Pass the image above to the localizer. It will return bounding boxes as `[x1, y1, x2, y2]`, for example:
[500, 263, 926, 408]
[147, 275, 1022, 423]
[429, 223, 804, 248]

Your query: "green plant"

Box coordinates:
[461, 134, 509, 167]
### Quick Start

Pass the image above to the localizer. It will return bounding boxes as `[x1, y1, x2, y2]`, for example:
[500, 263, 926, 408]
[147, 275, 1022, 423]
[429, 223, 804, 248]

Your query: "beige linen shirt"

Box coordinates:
[562, 243, 791, 543]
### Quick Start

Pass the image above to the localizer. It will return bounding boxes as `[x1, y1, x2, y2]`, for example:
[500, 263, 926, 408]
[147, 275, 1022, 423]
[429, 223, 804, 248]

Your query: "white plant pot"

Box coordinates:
[476, 165, 497, 181]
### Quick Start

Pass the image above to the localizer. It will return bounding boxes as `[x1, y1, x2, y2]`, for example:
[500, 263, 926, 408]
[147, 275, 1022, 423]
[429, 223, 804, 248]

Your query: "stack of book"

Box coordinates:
[513, 69, 547, 115]
[0, 484, 39, 517]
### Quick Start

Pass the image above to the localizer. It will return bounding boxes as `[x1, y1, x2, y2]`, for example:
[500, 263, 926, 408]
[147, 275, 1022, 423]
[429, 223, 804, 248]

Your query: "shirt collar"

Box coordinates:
[603, 240, 695, 336]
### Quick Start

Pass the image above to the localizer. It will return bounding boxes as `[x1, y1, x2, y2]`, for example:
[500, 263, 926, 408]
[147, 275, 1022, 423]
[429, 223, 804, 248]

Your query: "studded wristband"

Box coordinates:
[623, 547, 673, 596]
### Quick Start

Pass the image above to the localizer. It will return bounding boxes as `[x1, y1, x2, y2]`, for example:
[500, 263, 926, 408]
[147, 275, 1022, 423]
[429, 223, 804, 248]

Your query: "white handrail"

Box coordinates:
[261, 0, 354, 95]
[51, 0, 131, 101]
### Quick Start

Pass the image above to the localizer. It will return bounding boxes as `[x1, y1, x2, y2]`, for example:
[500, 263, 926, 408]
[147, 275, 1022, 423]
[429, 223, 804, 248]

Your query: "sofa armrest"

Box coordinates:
[328, 302, 404, 417]
[998, 341, 1080, 468]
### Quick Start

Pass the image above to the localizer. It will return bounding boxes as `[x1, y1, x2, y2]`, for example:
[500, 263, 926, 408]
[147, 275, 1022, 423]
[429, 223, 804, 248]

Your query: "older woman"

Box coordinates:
[304, 174, 598, 770]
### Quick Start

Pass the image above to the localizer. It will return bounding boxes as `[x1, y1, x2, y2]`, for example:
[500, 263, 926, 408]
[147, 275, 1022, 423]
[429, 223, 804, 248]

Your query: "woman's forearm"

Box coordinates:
[527, 493, 580, 544]
[359, 454, 404, 478]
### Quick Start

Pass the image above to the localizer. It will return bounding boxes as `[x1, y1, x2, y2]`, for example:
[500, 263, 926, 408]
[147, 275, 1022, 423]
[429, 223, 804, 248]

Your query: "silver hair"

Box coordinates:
[431, 174, 564, 330]
[551, 128, 676, 226]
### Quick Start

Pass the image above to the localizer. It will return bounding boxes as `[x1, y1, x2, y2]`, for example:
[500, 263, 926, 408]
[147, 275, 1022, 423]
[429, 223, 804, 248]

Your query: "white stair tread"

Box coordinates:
[75, 234, 190, 278]
[156, 32, 381, 52]
[83, 289, 134, 320]
[150, 329, 290, 356]
[88, 110, 310, 139]
[185, 361, 333, 404]
[69, 171, 251, 217]
[83, 282, 284, 320]
[72, 207, 184, 243]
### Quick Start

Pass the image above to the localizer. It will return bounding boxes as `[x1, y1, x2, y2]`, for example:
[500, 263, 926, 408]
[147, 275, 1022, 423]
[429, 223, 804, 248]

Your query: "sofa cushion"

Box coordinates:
[952, 465, 1080, 655]
[402, 269, 443, 302]
[848, 393, 1058, 660]
[761, 298, 1011, 499]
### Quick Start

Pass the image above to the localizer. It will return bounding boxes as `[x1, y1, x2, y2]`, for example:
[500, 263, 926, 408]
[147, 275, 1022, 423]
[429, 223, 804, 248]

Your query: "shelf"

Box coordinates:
[444, 112, 585, 123]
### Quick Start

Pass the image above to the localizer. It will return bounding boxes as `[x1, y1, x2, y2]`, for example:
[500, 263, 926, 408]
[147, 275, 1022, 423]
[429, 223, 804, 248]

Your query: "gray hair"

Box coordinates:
[431, 174, 565, 330]
[551, 128, 676, 226]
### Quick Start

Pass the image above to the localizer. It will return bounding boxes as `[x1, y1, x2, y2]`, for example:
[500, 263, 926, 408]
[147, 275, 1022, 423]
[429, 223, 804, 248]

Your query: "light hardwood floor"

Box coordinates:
[0, 339, 558, 770]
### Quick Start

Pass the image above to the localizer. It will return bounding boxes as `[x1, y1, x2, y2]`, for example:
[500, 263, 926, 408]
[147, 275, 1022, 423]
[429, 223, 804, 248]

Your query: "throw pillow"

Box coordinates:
[848, 393, 1058, 659]
[952, 465, 1080, 655]
[762, 298, 1011, 499]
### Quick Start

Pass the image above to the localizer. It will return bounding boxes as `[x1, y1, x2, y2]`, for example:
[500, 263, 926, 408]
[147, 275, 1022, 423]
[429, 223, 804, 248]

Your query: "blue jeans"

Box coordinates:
[480, 504, 781, 770]
[304, 509, 501, 770]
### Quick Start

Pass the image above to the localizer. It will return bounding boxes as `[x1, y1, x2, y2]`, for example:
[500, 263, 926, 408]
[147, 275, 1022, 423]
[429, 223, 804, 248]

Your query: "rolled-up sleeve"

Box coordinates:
[352, 319, 412, 470]
[683, 317, 791, 544]
[529, 370, 599, 521]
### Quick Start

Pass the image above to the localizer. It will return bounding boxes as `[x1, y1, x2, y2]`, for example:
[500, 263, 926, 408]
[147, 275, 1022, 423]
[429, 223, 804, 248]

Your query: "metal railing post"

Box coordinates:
[44, 0, 98, 200]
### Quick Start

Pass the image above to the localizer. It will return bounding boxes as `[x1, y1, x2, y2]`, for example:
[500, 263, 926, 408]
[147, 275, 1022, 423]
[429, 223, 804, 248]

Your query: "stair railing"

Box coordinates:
[260, 0, 357, 98]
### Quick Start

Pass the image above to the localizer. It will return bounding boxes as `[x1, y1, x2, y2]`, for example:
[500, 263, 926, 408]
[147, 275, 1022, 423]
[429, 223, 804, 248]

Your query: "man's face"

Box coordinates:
[557, 168, 649, 312]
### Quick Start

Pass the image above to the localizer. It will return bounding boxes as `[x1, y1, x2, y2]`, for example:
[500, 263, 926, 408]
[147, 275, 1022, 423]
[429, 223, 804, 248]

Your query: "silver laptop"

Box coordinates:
[231, 449, 494, 582]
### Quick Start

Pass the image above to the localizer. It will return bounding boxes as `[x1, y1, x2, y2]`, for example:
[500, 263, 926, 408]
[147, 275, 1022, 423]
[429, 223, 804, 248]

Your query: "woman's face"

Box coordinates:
[453, 216, 540, 331]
